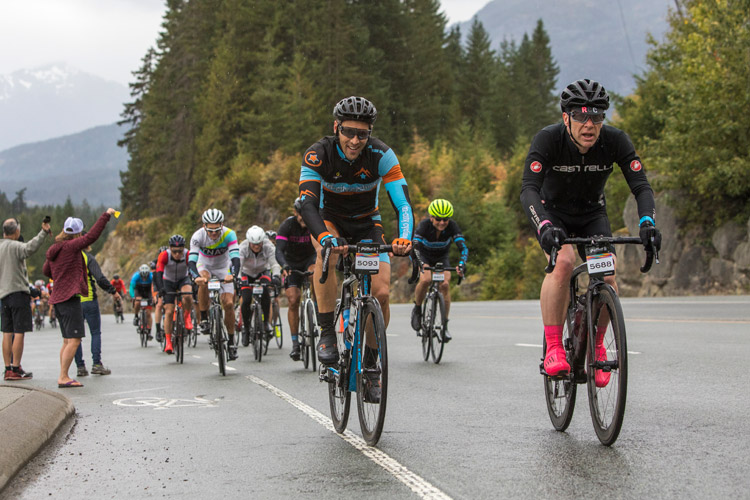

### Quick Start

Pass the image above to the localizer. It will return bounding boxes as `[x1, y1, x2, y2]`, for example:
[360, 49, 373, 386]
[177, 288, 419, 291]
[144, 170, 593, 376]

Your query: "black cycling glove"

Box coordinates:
[539, 225, 567, 254]
[639, 222, 662, 252]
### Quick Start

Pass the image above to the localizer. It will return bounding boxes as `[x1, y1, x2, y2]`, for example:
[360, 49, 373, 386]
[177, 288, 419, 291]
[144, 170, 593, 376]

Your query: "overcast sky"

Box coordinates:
[0, 0, 489, 86]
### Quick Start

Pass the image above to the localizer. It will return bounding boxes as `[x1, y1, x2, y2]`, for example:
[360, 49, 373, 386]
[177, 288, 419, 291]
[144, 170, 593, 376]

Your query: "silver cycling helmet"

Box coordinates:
[246, 225, 265, 244]
[202, 208, 225, 225]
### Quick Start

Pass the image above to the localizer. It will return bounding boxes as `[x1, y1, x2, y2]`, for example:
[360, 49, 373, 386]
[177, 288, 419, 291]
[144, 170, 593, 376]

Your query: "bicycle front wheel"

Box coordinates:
[252, 305, 263, 362]
[587, 285, 627, 446]
[306, 300, 317, 372]
[175, 309, 184, 364]
[421, 301, 431, 361]
[214, 310, 226, 376]
[274, 301, 283, 348]
[356, 299, 388, 446]
[328, 305, 350, 433]
[543, 305, 577, 432]
[429, 292, 446, 364]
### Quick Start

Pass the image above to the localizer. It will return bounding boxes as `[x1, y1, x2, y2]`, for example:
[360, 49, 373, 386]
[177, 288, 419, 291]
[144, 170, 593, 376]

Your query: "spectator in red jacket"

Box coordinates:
[44, 208, 116, 388]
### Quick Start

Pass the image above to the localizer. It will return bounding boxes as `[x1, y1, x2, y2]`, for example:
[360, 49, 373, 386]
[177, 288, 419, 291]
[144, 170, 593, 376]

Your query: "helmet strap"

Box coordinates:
[564, 112, 588, 151]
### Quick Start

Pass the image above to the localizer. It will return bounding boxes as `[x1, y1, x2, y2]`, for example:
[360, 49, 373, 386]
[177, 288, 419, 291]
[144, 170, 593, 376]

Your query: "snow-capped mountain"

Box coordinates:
[0, 62, 129, 151]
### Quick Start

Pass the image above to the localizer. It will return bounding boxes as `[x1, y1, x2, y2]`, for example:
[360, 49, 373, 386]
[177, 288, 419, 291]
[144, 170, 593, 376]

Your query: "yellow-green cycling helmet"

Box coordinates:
[428, 199, 453, 218]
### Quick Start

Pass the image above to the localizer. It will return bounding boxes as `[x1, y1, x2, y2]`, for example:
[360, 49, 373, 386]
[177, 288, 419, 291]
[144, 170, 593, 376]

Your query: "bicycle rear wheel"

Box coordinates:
[587, 285, 627, 446]
[329, 306, 350, 433]
[356, 299, 388, 446]
[543, 305, 577, 432]
[429, 292, 446, 364]
[306, 300, 317, 372]
[421, 300, 431, 361]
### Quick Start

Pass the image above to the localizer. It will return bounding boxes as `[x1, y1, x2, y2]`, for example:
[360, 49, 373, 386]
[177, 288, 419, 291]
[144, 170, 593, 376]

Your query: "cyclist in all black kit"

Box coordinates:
[520, 79, 662, 377]
[298, 96, 414, 367]
[410, 199, 468, 342]
[277, 197, 317, 361]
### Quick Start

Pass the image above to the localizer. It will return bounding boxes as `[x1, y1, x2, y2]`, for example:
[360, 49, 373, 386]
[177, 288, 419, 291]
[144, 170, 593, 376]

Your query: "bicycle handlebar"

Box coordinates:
[422, 263, 464, 286]
[319, 244, 420, 285]
[545, 236, 659, 274]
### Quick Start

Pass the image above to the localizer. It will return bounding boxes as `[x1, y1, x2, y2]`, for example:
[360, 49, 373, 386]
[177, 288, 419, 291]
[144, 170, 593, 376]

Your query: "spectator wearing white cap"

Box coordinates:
[1, 216, 51, 380]
[43, 209, 116, 388]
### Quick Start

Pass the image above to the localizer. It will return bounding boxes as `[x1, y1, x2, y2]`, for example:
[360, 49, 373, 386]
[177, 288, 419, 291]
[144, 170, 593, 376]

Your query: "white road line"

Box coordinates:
[211, 363, 237, 371]
[103, 386, 171, 396]
[246, 375, 452, 500]
[192, 355, 202, 359]
[514, 343, 641, 355]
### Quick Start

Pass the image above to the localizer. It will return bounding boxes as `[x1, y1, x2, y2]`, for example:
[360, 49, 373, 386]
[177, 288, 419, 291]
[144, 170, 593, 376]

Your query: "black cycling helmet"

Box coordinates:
[113, 274, 119, 280]
[293, 197, 303, 212]
[560, 79, 610, 112]
[168, 234, 185, 247]
[333, 96, 377, 125]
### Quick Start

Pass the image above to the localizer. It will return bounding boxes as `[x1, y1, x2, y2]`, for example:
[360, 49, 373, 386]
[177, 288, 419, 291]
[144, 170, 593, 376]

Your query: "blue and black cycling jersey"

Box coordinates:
[413, 217, 468, 264]
[129, 271, 153, 298]
[298, 135, 414, 243]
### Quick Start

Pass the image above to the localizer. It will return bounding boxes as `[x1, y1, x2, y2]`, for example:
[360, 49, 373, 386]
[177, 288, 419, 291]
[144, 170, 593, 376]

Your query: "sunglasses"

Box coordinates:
[170, 247, 185, 252]
[205, 226, 223, 234]
[433, 217, 449, 222]
[569, 109, 605, 124]
[339, 125, 371, 141]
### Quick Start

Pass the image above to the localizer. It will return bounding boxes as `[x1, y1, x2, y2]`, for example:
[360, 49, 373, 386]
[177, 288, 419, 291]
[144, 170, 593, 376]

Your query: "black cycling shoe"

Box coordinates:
[241, 329, 250, 347]
[133, 316, 139, 326]
[199, 320, 210, 335]
[316, 334, 339, 365]
[228, 346, 238, 361]
[289, 344, 301, 361]
[410, 303, 422, 331]
[442, 319, 451, 343]
[363, 368, 381, 404]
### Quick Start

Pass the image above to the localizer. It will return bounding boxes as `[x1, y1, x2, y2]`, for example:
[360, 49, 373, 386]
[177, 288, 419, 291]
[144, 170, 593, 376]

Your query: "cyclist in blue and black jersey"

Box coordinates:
[130, 264, 154, 339]
[276, 197, 317, 361]
[520, 79, 662, 379]
[297, 96, 414, 368]
[410, 199, 468, 342]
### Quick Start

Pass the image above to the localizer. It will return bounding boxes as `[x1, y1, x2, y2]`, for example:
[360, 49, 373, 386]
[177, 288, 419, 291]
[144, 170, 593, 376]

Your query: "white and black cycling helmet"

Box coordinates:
[202, 208, 224, 225]
[293, 197, 303, 213]
[333, 96, 377, 125]
[246, 225, 265, 244]
[168, 234, 185, 247]
[560, 79, 610, 112]
[265, 230, 277, 240]
[139, 264, 150, 277]
[34, 279, 44, 287]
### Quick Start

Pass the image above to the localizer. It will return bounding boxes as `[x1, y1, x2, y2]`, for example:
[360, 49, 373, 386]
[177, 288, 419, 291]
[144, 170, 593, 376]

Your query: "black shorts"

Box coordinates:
[421, 252, 451, 268]
[539, 206, 614, 259]
[1, 292, 33, 333]
[162, 277, 192, 304]
[54, 296, 86, 339]
[284, 254, 316, 289]
[323, 211, 390, 264]
[133, 285, 151, 299]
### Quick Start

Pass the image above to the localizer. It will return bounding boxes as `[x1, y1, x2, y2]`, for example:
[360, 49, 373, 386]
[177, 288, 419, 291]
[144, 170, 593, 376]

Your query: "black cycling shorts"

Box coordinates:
[323, 211, 387, 247]
[133, 285, 151, 299]
[538, 205, 614, 259]
[1, 292, 33, 333]
[284, 254, 316, 289]
[421, 252, 451, 269]
[162, 277, 192, 305]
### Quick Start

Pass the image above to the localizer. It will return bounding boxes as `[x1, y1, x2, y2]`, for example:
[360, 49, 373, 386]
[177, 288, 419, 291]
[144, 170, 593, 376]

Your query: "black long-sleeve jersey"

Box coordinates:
[520, 122, 655, 232]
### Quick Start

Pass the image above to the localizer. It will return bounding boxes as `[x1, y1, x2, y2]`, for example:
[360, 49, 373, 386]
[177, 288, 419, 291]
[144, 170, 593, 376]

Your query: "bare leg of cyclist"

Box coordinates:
[221, 291, 237, 359]
[163, 303, 175, 353]
[369, 261, 391, 350]
[540, 245, 576, 376]
[311, 225, 342, 364]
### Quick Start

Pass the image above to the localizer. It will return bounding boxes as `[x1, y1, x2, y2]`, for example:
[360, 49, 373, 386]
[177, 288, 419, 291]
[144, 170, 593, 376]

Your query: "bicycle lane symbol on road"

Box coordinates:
[113, 396, 221, 410]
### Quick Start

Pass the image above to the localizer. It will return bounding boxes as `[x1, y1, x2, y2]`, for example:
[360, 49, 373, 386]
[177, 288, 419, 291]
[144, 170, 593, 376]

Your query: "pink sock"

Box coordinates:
[544, 325, 564, 350]
[596, 325, 607, 345]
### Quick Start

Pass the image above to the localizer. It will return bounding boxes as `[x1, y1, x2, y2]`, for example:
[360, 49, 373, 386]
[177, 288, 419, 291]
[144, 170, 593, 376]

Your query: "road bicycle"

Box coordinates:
[206, 278, 233, 376]
[289, 269, 317, 371]
[270, 284, 283, 349]
[113, 296, 125, 323]
[320, 241, 419, 446]
[33, 300, 45, 330]
[135, 297, 153, 347]
[241, 278, 272, 362]
[166, 291, 193, 364]
[541, 235, 657, 446]
[418, 262, 462, 364]
[188, 305, 198, 348]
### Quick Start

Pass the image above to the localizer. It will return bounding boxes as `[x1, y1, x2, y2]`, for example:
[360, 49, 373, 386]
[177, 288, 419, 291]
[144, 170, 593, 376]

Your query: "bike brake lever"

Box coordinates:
[545, 247, 558, 274]
[319, 246, 331, 284]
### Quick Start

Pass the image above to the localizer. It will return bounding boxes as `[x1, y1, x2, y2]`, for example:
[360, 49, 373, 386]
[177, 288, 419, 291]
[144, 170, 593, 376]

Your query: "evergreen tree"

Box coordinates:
[458, 19, 497, 129]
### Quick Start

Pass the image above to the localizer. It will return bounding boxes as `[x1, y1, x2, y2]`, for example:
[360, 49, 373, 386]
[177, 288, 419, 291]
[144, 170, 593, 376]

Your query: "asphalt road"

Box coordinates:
[6, 296, 750, 499]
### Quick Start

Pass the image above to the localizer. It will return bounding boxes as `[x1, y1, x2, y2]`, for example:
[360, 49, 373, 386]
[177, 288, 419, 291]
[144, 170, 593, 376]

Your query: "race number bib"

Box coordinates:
[252, 286, 264, 295]
[207, 280, 222, 291]
[586, 252, 615, 278]
[431, 272, 445, 282]
[355, 252, 380, 273]
[140, 299, 149, 307]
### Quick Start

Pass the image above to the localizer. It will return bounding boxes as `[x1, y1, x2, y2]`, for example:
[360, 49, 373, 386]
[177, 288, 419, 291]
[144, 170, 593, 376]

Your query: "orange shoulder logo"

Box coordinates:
[305, 151, 321, 166]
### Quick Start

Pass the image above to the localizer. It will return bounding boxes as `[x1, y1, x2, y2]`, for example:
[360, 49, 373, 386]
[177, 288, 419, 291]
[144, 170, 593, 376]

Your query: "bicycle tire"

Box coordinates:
[300, 302, 309, 369]
[356, 298, 388, 446]
[306, 299, 317, 372]
[140, 309, 148, 347]
[175, 308, 184, 364]
[252, 304, 263, 362]
[543, 304, 577, 432]
[212, 308, 226, 376]
[430, 292, 446, 364]
[329, 306, 351, 433]
[587, 284, 627, 446]
[274, 301, 283, 348]
[421, 300, 431, 361]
